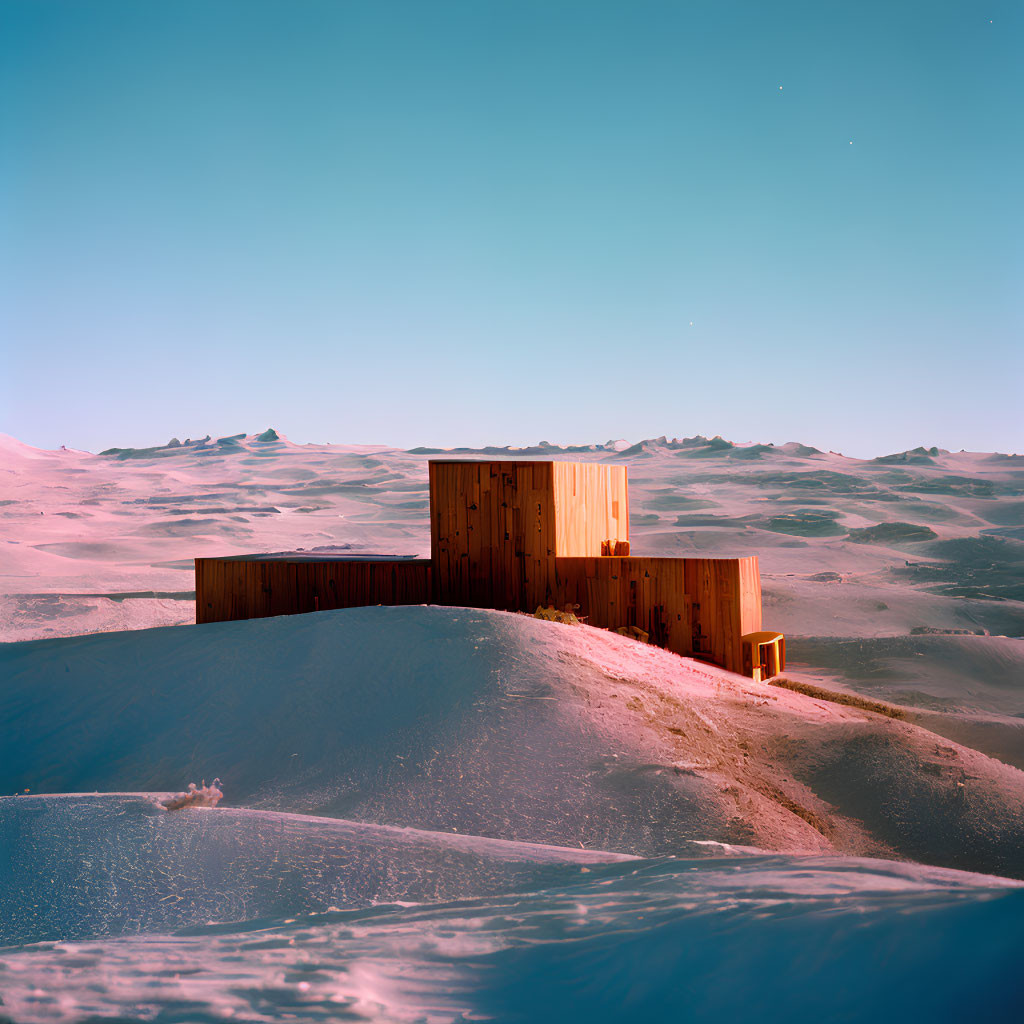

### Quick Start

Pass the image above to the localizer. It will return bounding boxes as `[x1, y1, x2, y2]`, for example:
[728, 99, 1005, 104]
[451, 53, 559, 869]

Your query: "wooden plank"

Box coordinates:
[551, 461, 629, 556]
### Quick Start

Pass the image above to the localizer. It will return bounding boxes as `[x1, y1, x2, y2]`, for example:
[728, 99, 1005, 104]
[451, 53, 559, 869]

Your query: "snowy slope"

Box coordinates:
[4, 606, 1024, 877]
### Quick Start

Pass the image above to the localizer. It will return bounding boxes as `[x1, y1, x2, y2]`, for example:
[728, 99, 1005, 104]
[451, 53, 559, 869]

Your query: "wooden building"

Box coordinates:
[195, 459, 776, 677]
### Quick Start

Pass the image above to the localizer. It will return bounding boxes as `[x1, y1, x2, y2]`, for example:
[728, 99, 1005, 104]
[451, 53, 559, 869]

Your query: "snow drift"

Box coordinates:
[0, 794, 629, 946]
[0, 850, 1020, 1023]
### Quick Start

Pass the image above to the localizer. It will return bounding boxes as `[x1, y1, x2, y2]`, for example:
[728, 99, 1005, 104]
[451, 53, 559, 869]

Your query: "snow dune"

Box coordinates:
[3, 606, 1024, 880]
[0, 850, 1019, 1023]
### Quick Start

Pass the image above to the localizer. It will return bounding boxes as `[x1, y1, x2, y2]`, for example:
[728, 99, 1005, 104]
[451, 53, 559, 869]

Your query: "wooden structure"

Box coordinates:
[741, 631, 786, 682]
[196, 459, 777, 677]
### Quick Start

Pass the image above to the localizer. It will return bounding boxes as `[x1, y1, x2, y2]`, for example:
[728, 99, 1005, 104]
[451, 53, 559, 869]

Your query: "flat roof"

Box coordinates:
[427, 458, 557, 464]
[199, 551, 430, 564]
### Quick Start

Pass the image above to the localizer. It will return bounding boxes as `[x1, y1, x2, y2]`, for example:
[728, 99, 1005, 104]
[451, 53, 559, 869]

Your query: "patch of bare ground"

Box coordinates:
[557, 648, 889, 858]
[768, 677, 908, 719]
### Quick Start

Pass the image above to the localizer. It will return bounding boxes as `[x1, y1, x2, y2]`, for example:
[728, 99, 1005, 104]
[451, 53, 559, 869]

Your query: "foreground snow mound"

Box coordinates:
[0, 853, 1019, 1023]
[3, 606, 1024, 875]
[0, 795, 630, 946]
[4, 606, 1024, 1021]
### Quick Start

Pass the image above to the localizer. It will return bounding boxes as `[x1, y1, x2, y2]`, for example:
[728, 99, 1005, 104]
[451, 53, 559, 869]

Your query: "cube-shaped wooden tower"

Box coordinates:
[428, 461, 629, 611]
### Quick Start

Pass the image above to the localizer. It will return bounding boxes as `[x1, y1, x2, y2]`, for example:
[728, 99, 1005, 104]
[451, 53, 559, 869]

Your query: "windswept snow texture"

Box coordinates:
[0, 795, 630, 947]
[0, 850, 1021, 1023]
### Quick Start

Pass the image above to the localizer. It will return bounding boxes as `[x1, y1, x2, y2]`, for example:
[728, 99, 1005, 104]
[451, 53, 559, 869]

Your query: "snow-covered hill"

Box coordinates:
[4, 605, 1024, 878]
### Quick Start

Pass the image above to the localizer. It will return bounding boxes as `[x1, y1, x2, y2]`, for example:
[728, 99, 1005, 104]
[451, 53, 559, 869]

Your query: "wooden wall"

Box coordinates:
[551, 555, 759, 674]
[195, 557, 432, 624]
[428, 459, 629, 604]
[551, 462, 629, 556]
[737, 556, 763, 637]
[196, 551, 757, 673]
[429, 460, 558, 611]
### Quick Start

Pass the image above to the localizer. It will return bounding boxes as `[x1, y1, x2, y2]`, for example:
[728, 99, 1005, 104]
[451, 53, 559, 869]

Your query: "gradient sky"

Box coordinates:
[1, 0, 1020, 457]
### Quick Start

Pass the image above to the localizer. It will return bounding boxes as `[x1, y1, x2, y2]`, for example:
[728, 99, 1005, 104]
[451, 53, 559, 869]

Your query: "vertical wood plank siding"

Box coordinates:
[429, 461, 558, 611]
[550, 556, 758, 673]
[195, 558, 432, 624]
[551, 462, 629, 555]
[197, 460, 767, 676]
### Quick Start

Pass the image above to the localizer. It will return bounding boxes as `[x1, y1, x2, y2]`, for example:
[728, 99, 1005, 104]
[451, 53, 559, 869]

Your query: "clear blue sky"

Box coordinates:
[1, 0, 1020, 456]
